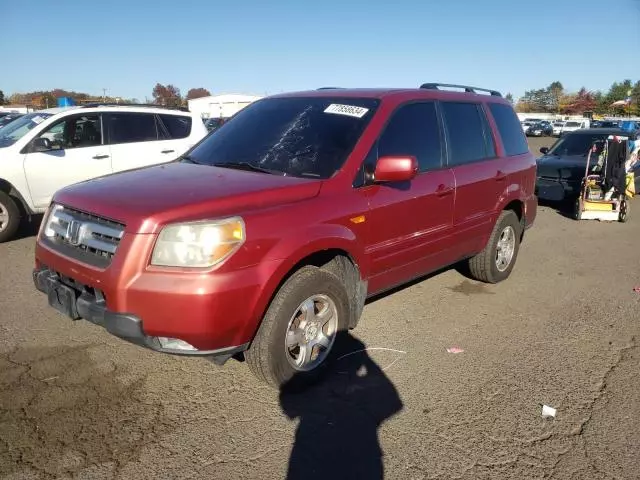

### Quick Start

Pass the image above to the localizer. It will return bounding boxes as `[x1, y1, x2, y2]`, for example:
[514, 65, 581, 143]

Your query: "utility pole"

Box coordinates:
[102, 88, 107, 101]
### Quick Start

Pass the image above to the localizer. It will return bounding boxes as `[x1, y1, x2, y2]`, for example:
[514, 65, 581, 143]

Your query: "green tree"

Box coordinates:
[547, 81, 564, 113]
[505, 92, 514, 104]
[0, 90, 4, 105]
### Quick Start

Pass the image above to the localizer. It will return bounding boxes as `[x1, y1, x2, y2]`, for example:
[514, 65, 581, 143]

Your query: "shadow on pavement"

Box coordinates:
[280, 332, 404, 480]
[14, 214, 43, 240]
[538, 198, 576, 220]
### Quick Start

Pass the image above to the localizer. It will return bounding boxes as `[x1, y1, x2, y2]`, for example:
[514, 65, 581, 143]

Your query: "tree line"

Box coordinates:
[2, 80, 639, 115]
[514, 79, 640, 115]
[0, 85, 212, 109]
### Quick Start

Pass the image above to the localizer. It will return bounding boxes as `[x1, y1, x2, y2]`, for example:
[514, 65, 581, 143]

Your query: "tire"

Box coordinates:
[619, 198, 629, 223]
[468, 210, 521, 284]
[574, 197, 583, 221]
[245, 265, 350, 389]
[0, 191, 21, 243]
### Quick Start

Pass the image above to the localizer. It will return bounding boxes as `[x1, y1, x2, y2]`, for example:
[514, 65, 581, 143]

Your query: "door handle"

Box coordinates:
[92, 154, 110, 159]
[495, 170, 507, 181]
[161, 149, 175, 154]
[436, 184, 454, 197]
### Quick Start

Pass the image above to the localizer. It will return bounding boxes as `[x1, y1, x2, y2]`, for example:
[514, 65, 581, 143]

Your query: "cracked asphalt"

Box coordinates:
[1, 137, 639, 479]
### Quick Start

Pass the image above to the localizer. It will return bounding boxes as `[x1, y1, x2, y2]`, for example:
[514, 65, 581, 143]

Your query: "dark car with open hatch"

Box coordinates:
[535, 128, 640, 202]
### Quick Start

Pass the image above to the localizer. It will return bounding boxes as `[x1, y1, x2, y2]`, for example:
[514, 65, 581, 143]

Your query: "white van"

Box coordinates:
[560, 120, 589, 136]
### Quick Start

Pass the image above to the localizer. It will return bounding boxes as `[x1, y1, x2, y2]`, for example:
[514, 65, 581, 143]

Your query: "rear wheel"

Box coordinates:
[619, 198, 629, 223]
[468, 210, 521, 284]
[245, 266, 349, 389]
[0, 191, 20, 243]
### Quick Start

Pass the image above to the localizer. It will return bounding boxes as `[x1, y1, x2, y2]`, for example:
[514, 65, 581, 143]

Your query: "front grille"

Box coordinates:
[43, 205, 125, 268]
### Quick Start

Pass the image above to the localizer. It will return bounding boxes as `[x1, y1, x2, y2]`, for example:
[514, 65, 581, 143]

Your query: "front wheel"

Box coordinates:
[245, 266, 350, 389]
[574, 197, 583, 221]
[468, 210, 521, 284]
[0, 191, 21, 243]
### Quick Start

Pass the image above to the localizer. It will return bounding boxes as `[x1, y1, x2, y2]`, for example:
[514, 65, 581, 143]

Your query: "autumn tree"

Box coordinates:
[152, 83, 182, 107]
[186, 88, 211, 100]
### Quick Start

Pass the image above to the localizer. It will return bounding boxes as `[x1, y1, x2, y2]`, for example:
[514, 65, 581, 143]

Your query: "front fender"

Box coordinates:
[241, 223, 367, 344]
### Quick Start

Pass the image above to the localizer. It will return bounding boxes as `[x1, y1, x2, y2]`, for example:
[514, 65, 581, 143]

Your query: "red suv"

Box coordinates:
[33, 84, 537, 388]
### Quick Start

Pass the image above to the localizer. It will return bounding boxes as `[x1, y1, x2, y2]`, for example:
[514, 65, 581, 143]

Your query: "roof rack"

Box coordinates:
[80, 102, 189, 112]
[419, 83, 502, 97]
[316, 87, 343, 90]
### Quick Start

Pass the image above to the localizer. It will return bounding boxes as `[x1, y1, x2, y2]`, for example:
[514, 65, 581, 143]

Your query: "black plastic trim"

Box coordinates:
[33, 267, 248, 359]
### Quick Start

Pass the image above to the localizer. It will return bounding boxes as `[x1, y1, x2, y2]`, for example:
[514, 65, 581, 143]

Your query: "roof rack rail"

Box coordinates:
[419, 83, 502, 97]
[316, 87, 343, 90]
[80, 102, 189, 112]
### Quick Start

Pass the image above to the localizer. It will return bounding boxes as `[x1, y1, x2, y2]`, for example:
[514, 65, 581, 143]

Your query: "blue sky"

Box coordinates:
[3, 0, 640, 101]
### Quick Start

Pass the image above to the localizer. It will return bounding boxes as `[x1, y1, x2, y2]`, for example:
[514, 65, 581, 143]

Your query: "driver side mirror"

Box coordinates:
[539, 147, 549, 155]
[374, 156, 419, 183]
[32, 137, 53, 152]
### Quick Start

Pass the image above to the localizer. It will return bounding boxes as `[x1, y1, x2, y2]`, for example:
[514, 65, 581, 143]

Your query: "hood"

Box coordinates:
[54, 162, 322, 234]
[536, 155, 592, 181]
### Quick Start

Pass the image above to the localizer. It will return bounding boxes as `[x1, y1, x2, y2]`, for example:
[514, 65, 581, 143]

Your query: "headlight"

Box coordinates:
[150, 217, 245, 268]
[43, 203, 65, 238]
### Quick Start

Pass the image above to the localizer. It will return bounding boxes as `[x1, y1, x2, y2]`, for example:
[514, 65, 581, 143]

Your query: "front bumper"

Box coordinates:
[33, 266, 249, 361]
[535, 178, 580, 201]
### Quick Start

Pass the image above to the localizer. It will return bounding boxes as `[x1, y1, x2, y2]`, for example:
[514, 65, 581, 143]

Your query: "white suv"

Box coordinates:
[0, 104, 208, 242]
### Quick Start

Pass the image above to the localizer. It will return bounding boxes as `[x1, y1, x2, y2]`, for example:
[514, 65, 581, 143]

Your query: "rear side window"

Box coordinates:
[441, 102, 491, 166]
[378, 102, 443, 172]
[488, 103, 529, 156]
[106, 113, 161, 145]
[478, 106, 496, 158]
[159, 114, 192, 139]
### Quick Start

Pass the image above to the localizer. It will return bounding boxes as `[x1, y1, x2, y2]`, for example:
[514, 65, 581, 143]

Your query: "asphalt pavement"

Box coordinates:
[1, 136, 639, 480]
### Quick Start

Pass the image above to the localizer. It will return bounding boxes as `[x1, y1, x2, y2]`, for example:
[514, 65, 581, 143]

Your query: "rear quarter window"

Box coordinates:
[159, 114, 192, 139]
[488, 103, 529, 156]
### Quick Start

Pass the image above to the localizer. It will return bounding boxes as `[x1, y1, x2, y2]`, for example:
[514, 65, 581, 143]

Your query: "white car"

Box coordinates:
[560, 120, 587, 136]
[552, 121, 565, 136]
[0, 104, 207, 242]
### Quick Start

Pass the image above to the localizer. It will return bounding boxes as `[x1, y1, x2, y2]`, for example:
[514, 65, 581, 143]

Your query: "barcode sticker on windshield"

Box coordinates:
[32, 116, 45, 124]
[324, 104, 369, 118]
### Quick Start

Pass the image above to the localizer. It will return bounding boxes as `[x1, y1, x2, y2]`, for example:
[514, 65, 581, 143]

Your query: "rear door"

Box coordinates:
[360, 101, 456, 294]
[23, 113, 112, 208]
[440, 101, 503, 255]
[105, 112, 176, 172]
[157, 113, 197, 157]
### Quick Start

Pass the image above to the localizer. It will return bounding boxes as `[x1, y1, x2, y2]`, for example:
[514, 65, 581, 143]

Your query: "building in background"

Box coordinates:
[188, 94, 263, 120]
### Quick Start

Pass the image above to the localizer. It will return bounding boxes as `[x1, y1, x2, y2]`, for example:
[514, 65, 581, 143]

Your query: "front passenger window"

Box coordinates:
[378, 102, 443, 172]
[36, 114, 102, 150]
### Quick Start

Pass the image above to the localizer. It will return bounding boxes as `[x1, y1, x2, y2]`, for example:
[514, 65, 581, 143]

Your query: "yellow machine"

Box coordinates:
[574, 135, 633, 222]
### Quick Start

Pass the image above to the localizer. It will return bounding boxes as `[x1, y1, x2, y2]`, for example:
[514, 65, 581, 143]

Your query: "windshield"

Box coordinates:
[185, 96, 380, 178]
[547, 132, 608, 157]
[0, 112, 53, 147]
[564, 122, 580, 127]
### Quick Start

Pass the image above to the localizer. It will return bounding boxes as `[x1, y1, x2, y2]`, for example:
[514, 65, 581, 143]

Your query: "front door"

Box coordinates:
[23, 113, 112, 209]
[359, 101, 456, 294]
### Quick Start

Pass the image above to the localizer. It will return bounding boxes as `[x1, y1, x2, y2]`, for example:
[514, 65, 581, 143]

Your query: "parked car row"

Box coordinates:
[22, 83, 538, 389]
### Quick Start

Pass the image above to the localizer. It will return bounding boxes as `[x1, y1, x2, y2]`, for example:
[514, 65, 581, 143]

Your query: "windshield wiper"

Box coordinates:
[214, 161, 284, 175]
[179, 155, 202, 165]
